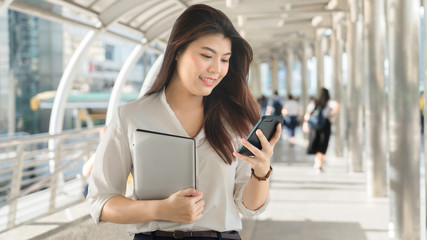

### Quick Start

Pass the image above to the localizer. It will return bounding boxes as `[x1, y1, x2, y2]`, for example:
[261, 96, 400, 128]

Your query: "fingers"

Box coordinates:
[179, 188, 202, 197]
[256, 129, 270, 153]
[240, 138, 263, 157]
[194, 199, 205, 218]
[166, 189, 205, 223]
[269, 123, 282, 145]
[183, 195, 205, 223]
[177, 188, 204, 205]
[254, 124, 281, 155]
[233, 151, 256, 165]
[233, 123, 282, 164]
[190, 192, 204, 203]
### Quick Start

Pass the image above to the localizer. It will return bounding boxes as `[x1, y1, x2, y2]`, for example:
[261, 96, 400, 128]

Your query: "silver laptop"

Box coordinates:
[133, 129, 196, 200]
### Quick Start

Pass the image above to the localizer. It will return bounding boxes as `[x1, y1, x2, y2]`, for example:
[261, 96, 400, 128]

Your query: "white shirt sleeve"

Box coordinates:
[327, 100, 338, 109]
[306, 101, 315, 113]
[86, 108, 133, 224]
[323, 100, 338, 118]
[233, 158, 270, 218]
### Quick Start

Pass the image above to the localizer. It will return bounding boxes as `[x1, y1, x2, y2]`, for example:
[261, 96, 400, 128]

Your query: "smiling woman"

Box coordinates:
[172, 33, 231, 96]
[87, 4, 282, 240]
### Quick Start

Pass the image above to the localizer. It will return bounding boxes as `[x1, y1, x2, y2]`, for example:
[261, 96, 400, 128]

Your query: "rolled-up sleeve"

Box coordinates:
[86, 109, 132, 224]
[233, 158, 270, 218]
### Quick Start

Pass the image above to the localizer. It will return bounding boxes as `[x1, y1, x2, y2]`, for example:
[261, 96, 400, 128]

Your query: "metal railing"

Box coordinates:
[0, 127, 102, 232]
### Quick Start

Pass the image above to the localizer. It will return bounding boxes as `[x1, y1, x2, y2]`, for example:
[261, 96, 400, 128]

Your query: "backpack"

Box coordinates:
[308, 107, 326, 130]
[273, 99, 283, 115]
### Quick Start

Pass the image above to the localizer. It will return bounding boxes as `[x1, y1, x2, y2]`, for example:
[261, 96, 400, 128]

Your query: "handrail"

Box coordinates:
[0, 126, 103, 232]
[0, 127, 102, 147]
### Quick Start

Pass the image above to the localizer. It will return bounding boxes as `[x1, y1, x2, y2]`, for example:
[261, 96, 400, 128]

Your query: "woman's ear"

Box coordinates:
[176, 48, 186, 61]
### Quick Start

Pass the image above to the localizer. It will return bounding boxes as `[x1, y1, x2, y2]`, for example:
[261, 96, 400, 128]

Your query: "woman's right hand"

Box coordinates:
[158, 188, 205, 223]
[303, 121, 310, 133]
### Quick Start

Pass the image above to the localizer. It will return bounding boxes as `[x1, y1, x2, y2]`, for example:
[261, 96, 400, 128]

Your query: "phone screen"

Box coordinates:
[237, 115, 284, 156]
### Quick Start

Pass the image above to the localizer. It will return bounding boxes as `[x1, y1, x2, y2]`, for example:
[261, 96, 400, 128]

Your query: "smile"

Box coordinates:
[199, 76, 216, 86]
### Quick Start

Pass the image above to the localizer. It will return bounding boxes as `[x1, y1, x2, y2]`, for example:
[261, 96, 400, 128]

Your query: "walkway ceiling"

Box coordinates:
[5, 0, 349, 60]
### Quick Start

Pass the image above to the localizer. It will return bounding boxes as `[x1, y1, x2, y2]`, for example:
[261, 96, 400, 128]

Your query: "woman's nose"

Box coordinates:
[208, 60, 220, 73]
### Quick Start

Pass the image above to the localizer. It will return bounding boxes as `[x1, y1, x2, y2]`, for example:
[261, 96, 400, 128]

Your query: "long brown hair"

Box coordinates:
[147, 4, 260, 164]
[315, 87, 330, 108]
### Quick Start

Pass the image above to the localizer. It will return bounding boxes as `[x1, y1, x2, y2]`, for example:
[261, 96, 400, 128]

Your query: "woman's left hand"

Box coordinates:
[233, 123, 282, 176]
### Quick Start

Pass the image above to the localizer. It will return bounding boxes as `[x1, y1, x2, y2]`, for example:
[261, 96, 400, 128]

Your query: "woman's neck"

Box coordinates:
[165, 81, 205, 138]
[165, 83, 203, 113]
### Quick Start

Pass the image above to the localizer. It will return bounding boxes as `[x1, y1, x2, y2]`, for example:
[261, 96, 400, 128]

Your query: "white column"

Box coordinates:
[1, 0, 13, 135]
[364, 0, 387, 198]
[332, 15, 345, 158]
[0, 0, 14, 14]
[285, 50, 293, 96]
[106, 44, 146, 125]
[271, 58, 279, 93]
[346, 0, 364, 172]
[300, 43, 310, 116]
[139, 54, 164, 98]
[249, 61, 262, 99]
[424, 0, 427, 238]
[315, 29, 325, 91]
[386, 0, 421, 239]
[49, 30, 101, 135]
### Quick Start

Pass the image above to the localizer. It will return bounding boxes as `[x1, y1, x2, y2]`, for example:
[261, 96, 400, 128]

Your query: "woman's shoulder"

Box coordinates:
[306, 101, 315, 112]
[327, 99, 338, 109]
[118, 91, 162, 115]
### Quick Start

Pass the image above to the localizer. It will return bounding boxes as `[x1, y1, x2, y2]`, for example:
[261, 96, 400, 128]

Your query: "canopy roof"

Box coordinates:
[6, 0, 349, 59]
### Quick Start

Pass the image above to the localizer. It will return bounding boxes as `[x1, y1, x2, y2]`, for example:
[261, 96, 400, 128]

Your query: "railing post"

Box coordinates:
[7, 145, 25, 229]
[83, 135, 93, 187]
[49, 139, 62, 213]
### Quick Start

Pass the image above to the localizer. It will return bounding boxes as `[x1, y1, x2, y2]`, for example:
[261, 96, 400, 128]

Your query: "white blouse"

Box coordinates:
[306, 100, 338, 119]
[284, 99, 299, 116]
[87, 89, 269, 235]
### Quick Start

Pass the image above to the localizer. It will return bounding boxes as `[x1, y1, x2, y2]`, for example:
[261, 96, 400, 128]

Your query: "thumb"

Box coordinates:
[179, 188, 202, 197]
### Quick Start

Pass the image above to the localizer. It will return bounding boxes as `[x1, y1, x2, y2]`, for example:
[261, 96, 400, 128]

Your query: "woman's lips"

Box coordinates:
[200, 76, 216, 86]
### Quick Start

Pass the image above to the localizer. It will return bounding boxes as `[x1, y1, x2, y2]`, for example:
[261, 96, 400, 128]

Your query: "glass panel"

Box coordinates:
[6, 9, 63, 135]
[126, 51, 159, 96]
[278, 61, 286, 96]
[292, 60, 302, 96]
[0, 7, 163, 136]
[0, 12, 9, 136]
[308, 57, 317, 97]
[260, 62, 271, 97]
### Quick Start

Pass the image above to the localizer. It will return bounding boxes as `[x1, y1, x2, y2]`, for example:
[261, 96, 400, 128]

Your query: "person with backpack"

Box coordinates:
[283, 94, 300, 146]
[302, 88, 340, 173]
[266, 91, 285, 116]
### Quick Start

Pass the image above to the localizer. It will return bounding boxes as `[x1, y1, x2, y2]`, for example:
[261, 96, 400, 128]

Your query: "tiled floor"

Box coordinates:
[0, 129, 391, 240]
[240, 130, 390, 240]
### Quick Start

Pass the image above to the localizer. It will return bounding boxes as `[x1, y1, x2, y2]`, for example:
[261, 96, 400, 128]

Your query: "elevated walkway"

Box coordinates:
[0, 129, 389, 240]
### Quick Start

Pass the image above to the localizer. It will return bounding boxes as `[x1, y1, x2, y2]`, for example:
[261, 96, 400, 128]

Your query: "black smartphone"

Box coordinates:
[237, 115, 284, 156]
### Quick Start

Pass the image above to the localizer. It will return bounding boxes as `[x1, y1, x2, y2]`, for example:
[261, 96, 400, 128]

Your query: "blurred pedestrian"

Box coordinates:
[283, 94, 299, 146]
[257, 95, 268, 115]
[266, 91, 284, 116]
[302, 88, 339, 173]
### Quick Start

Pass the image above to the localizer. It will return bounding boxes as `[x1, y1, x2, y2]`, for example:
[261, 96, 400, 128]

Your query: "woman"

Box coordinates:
[283, 94, 299, 146]
[87, 4, 281, 240]
[303, 88, 339, 173]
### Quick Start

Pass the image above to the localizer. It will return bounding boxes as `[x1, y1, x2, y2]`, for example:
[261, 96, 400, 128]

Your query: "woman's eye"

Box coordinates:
[221, 59, 229, 63]
[201, 54, 212, 59]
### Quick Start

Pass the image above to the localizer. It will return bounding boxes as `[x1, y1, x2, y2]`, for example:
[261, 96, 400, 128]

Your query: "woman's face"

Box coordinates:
[173, 33, 231, 97]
